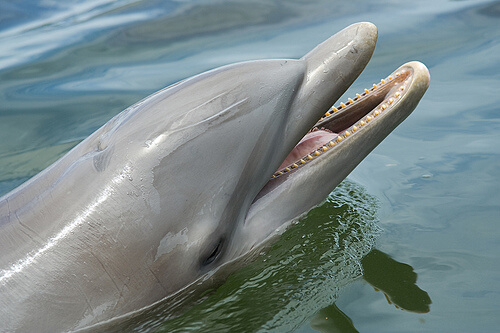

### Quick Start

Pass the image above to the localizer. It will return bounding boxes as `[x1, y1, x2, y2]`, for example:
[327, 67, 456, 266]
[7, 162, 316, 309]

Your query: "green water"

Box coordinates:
[1, 0, 499, 332]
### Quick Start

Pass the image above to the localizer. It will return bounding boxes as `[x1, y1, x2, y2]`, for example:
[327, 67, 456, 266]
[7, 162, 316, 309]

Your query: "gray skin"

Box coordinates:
[0, 22, 429, 332]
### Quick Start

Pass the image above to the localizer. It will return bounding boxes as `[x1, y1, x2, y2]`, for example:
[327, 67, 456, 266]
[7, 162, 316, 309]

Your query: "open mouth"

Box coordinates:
[272, 65, 413, 179]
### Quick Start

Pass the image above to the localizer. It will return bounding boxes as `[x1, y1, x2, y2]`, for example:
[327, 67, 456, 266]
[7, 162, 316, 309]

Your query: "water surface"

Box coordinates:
[1, 0, 499, 332]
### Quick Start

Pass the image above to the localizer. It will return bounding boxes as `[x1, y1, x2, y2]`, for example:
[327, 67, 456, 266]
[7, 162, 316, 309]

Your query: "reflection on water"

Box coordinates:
[361, 249, 431, 314]
[310, 250, 431, 333]
[311, 303, 357, 333]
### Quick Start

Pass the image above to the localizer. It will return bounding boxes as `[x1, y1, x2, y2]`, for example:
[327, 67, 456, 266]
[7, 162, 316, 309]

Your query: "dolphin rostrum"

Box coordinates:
[0, 22, 429, 332]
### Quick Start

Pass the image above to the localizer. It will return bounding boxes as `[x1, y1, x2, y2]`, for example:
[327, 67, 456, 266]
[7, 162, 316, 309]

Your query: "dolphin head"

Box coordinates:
[56, 23, 377, 303]
[107, 22, 379, 292]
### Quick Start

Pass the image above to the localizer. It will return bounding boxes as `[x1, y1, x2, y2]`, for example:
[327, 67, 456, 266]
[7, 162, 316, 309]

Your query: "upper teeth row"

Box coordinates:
[271, 73, 409, 179]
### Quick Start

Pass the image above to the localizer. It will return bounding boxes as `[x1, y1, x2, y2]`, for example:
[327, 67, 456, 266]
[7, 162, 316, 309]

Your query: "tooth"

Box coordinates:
[348, 98, 354, 104]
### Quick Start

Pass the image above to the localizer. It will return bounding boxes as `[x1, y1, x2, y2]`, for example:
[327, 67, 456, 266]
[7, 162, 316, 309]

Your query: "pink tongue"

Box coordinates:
[278, 130, 338, 170]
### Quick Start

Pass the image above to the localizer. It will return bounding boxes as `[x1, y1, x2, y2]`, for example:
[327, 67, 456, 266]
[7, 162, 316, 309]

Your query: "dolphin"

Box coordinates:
[0, 22, 429, 332]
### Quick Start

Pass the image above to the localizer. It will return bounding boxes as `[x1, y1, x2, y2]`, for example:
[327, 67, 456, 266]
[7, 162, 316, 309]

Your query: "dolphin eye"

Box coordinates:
[202, 238, 224, 266]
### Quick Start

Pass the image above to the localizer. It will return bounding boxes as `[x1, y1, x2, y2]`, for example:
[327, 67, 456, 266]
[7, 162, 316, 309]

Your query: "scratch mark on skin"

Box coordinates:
[16, 213, 42, 245]
[89, 250, 121, 295]
[115, 277, 130, 310]
[149, 267, 168, 294]
[0, 169, 125, 284]
[6, 197, 42, 245]
[74, 280, 95, 313]
[152, 97, 248, 147]
[5, 197, 11, 224]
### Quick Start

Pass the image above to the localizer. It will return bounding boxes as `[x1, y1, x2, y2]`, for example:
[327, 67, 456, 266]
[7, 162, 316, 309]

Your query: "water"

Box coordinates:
[1, 0, 499, 332]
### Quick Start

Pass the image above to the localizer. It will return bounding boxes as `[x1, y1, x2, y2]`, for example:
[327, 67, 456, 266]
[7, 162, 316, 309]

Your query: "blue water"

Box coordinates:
[1, 0, 499, 332]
